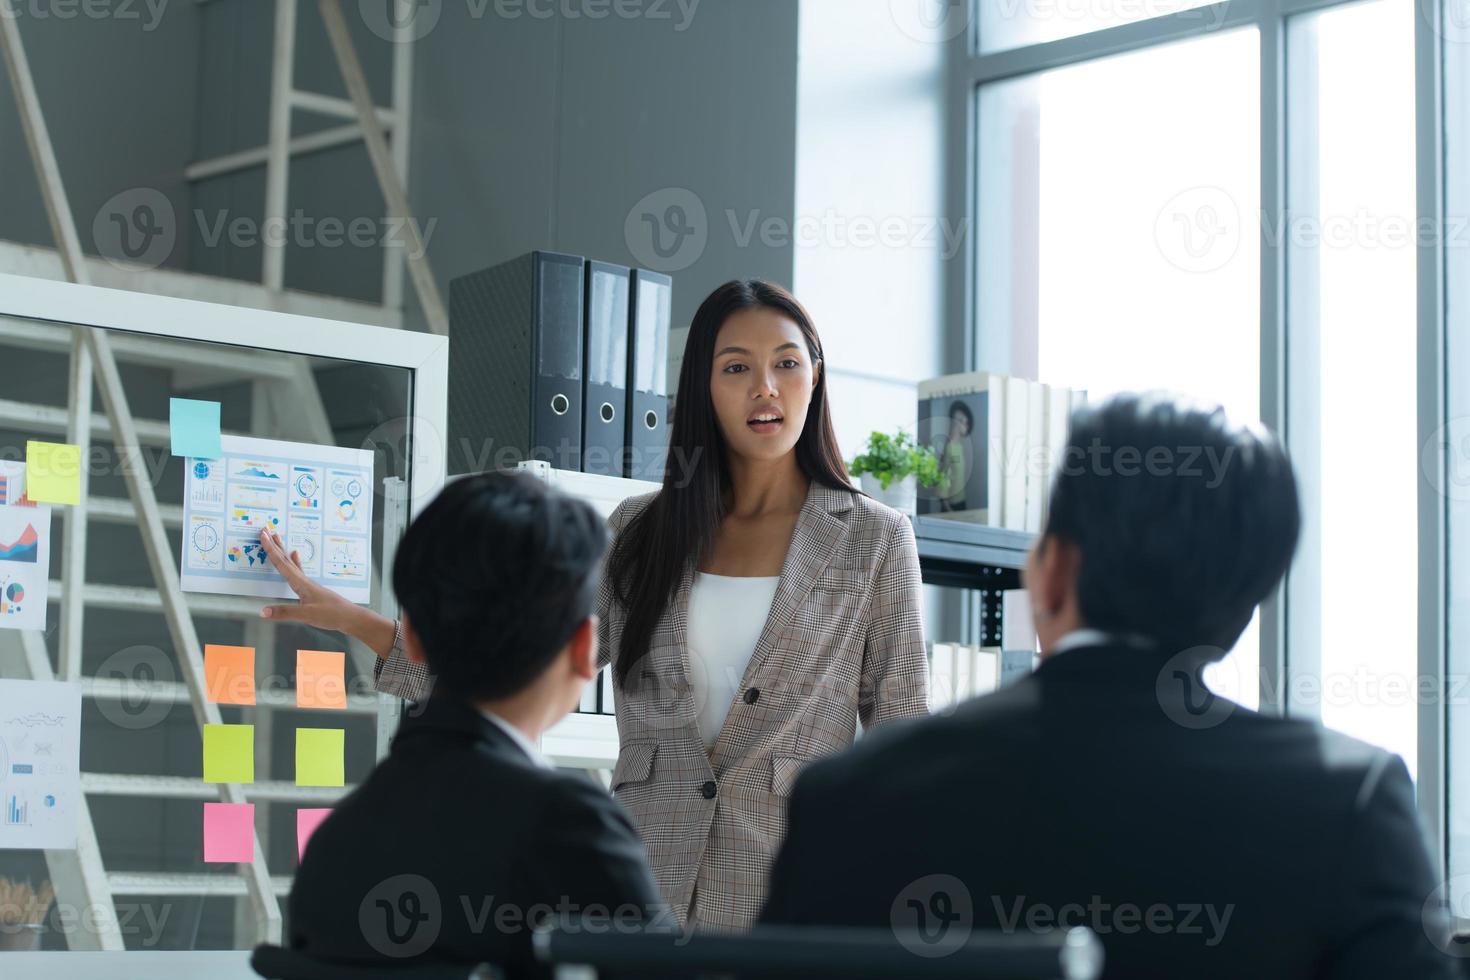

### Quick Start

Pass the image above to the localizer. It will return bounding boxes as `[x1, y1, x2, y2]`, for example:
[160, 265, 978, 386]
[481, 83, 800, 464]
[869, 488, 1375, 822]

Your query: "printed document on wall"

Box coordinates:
[180, 435, 375, 604]
[0, 460, 53, 633]
[0, 679, 82, 850]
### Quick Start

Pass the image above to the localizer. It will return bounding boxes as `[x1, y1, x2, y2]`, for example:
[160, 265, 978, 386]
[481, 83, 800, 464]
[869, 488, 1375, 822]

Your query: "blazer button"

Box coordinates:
[743, 687, 760, 704]
[700, 780, 717, 800]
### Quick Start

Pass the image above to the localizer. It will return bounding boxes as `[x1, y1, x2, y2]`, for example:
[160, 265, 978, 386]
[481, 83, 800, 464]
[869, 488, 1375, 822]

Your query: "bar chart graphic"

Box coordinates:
[6, 794, 29, 826]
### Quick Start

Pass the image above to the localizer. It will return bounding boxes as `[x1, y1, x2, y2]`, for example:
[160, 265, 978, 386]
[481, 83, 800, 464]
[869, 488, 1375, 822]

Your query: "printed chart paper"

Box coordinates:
[180, 435, 374, 604]
[0, 679, 82, 850]
[0, 461, 53, 633]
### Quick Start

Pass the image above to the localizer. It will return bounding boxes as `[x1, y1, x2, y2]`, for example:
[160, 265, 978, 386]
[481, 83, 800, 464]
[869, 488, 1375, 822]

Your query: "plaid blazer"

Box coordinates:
[371, 479, 931, 931]
[599, 480, 930, 932]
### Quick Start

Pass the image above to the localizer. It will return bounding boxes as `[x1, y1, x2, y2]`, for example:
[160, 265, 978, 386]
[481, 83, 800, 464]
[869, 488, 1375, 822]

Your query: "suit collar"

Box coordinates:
[1034, 641, 1193, 687]
[392, 695, 539, 768]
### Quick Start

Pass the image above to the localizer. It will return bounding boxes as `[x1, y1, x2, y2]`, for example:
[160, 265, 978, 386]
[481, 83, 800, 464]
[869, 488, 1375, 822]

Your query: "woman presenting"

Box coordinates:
[258, 279, 931, 931]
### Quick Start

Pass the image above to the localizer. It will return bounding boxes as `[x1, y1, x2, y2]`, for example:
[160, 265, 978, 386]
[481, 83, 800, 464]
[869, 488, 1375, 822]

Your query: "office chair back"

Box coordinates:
[250, 943, 501, 980]
[532, 923, 1103, 979]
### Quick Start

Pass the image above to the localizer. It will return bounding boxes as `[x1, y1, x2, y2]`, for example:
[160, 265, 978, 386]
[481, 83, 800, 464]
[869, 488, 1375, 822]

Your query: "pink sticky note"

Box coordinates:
[297, 807, 332, 862]
[203, 802, 255, 863]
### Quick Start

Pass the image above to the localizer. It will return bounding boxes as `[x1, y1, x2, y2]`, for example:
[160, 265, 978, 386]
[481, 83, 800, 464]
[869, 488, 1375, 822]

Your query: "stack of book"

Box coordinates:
[928, 588, 1040, 711]
[915, 372, 1087, 532]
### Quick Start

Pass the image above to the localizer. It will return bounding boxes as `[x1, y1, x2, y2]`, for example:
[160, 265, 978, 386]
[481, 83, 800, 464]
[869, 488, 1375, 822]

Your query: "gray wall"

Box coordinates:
[406, 0, 799, 352]
[1, 0, 799, 369]
[0, 2, 202, 266]
[188, 0, 395, 299]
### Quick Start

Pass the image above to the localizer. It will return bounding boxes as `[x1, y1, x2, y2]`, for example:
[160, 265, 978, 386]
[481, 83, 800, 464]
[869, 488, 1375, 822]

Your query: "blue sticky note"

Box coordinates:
[170, 398, 222, 459]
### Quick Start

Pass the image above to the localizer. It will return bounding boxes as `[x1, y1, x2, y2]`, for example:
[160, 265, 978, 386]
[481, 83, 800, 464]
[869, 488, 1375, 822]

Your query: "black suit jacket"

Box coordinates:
[761, 643, 1455, 979]
[290, 696, 667, 976]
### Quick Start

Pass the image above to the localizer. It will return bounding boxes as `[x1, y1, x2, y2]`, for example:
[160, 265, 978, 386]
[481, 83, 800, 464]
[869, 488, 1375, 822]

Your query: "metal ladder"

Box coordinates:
[0, 0, 444, 949]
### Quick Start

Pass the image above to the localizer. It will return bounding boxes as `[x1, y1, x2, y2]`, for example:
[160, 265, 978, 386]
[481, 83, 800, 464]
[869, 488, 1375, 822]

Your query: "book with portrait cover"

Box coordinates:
[916, 371, 1007, 524]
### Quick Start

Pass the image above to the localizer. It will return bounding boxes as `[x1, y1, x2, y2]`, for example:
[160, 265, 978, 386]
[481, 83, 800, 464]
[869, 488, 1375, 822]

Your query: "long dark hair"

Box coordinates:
[606, 279, 854, 689]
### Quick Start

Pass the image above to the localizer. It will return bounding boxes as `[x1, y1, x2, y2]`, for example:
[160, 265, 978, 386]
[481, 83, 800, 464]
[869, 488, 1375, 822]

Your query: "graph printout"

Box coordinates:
[180, 435, 375, 604]
[0, 679, 82, 850]
[0, 460, 53, 633]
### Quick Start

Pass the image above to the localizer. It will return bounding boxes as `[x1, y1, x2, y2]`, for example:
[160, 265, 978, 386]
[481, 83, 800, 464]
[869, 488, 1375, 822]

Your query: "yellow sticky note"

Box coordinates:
[25, 441, 81, 505]
[203, 724, 255, 784]
[296, 728, 344, 787]
[205, 645, 256, 706]
[296, 650, 346, 710]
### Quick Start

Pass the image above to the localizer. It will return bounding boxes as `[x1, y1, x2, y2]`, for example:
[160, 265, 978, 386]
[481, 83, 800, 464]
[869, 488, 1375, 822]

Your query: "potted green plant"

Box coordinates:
[849, 430, 940, 514]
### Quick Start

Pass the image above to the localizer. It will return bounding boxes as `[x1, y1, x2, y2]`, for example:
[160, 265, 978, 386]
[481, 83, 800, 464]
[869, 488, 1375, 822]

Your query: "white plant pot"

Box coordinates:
[860, 472, 917, 515]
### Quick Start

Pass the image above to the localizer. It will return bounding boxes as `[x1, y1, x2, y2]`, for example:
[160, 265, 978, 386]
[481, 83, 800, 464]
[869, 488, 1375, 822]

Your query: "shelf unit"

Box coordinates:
[911, 515, 1032, 649]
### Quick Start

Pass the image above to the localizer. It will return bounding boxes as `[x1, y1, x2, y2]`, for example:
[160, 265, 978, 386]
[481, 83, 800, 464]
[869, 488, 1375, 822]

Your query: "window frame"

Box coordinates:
[950, 0, 1449, 874]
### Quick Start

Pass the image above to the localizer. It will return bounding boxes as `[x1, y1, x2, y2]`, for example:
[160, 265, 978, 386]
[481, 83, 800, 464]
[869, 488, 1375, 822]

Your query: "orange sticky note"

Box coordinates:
[204, 645, 256, 705]
[296, 650, 346, 710]
[297, 807, 332, 862]
[203, 802, 255, 863]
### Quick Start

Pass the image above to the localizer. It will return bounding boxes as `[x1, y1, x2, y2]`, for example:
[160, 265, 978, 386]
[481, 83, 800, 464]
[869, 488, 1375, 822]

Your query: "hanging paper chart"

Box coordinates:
[180, 435, 374, 604]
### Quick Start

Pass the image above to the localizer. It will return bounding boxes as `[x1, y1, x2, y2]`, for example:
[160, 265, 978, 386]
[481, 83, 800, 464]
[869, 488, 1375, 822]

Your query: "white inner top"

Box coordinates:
[686, 571, 781, 750]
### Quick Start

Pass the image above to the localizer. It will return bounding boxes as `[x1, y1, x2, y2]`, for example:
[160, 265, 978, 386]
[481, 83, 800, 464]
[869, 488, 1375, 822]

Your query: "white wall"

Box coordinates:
[794, 0, 950, 462]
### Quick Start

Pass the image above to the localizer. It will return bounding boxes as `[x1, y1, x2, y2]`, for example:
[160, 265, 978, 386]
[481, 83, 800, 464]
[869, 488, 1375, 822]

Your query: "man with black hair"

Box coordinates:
[762, 393, 1454, 978]
[283, 473, 667, 974]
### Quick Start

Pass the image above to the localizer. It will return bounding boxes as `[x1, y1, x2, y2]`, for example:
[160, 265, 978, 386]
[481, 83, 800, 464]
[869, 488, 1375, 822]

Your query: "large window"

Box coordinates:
[1285, 0, 1419, 774]
[974, 27, 1263, 707]
[965, 0, 1447, 869]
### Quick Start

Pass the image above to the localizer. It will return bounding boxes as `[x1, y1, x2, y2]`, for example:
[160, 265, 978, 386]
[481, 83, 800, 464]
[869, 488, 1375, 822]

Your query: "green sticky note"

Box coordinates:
[203, 724, 255, 784]
[295, 728, 344, 787]
[25, 440, 81, 505]
[170, 398, 222, 459]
